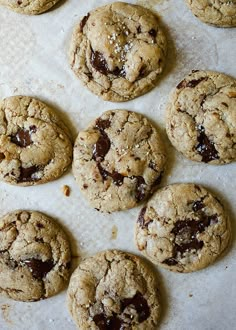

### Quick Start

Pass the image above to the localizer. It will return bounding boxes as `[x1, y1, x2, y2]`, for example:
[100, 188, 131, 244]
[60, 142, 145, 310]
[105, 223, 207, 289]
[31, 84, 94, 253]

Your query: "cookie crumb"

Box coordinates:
[110, 225, 118, 240]
[1, 304, 12, 324]
[62, 185, 70, 197]
[189, 294, 193, 298]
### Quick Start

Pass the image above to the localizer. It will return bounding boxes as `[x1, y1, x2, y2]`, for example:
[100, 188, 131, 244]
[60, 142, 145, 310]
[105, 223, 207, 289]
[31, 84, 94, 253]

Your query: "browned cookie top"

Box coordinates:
[0, 0, 61, 15]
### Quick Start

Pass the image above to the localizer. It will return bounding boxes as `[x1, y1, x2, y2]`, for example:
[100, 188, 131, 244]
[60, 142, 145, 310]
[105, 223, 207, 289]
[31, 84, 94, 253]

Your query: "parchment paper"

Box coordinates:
[0, 0, 235, 329]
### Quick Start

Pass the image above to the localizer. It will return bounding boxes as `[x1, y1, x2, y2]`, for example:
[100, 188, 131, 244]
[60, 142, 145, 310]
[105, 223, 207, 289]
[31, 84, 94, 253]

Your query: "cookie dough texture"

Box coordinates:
[0, 210, 71, 301]
[166, 70, 236, 164]
[73, 110, 166, 213]
[185, 0, 236, 27]
[0, 0, 61, 15]
[67, 250, 161, 330]
[135, 183, 231, 273]
[0, 96, 73, 186]
[69, 2, 167, 102]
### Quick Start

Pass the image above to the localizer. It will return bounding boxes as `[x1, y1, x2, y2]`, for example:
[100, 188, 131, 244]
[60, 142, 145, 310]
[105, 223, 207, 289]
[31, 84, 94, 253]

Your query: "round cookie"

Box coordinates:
[166, 70, 236, 164]
[67, 250, 161, 330]
[185, 0, 236, 27]
[135, 183, 231, 273]
[0, 0, 61, 15]
[73, 110, 166, 212]
[69, 2, 167, 102]
[0, 95, 73, 186]
[0, 210, 71, 301]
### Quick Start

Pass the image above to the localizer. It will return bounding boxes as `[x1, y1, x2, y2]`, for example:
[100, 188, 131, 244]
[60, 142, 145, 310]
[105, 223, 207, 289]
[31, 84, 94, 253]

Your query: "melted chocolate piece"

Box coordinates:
[93, 313, 122, 330]
[137, 207, 147, 228]
[18, 165, 42, 183]
[200, 94, 207, 108]
[0, 153, 5, 161]
[148, 160, 157, 171]
[163, 213, 218, 265]
[192, 200, 204, 212]
[121, 292, 150, 323]
[91, 51, 110, 75]
[221, 102, 228, 107]
[151, 173, 162, 189]
[97, 163, 109, 181]
[134, 176, 146, 202]
[110, 171, 124, 186]
[177, 77, 207, 89]
[93, 134, 111, 161]
[148, 29, 157, 38]
[137, 26, 141, 33]
[196, 125, 219, 163]
[95, 118, 111, 131]
[80, 13, 90, 31]
[22, 258, 54, 279]
[11, 126, 36, 148]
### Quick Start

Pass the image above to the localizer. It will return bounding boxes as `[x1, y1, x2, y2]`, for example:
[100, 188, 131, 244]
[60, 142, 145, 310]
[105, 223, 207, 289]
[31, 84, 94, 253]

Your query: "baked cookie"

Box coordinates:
[69, 2, 167, 102]
[0, 0, 61, 15]
[135, 183, 231, 273]
[73, 110, 166, 212]
[166, 70, 236, 164]
[185, 0, 236, 27]
[67, 250, 161, 330]
[0, 210, 71, 301]
[0, 96, 73, 186]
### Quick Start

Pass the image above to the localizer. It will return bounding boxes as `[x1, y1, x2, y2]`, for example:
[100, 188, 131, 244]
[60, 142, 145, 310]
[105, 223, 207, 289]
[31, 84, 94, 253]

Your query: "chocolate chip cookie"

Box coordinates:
[67, 250, 161, 330]
[0, 210, 71, 301]
[185, 0, 236, 27]
[0, 0, 61, 15]
[0, 96, 73, 186]
[69, 2, 167, 102]
[73, 110, 166, 212]
[166, 70, 236, 164]
[135, 183, 231, 273]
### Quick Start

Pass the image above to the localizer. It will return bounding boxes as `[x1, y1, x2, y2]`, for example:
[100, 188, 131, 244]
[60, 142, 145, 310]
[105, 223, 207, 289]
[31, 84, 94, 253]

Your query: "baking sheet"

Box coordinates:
[0, 0, 235, 329]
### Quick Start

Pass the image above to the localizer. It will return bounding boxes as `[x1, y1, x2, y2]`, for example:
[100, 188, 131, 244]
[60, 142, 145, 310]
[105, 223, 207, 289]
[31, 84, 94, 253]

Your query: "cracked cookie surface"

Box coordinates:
[185, 0, 236, 27]
[67, 250, 161, 330]
[0, 95, 73, 186]
[0, 210, 71, 301]
[166, 70, 236, 164]
[0, 0, 61, 15]
[69, 2, 167, 102]
[135, 183, 231, 273]
[73, 110, 166, 213]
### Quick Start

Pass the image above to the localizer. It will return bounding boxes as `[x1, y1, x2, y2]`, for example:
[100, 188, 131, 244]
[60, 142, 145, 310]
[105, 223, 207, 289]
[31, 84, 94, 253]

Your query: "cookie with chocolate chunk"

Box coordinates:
[0, 96, 72, 186]
[73, 110, 166, 212]
[0, 210, 71, 301]
[67, 250, 161, 329]
[185, 0, 236, 27]
[0, 0, 61, 15]
[166, 70, 236, 164]
[69, 2, 167, 102]
[135, 183, 231, 273]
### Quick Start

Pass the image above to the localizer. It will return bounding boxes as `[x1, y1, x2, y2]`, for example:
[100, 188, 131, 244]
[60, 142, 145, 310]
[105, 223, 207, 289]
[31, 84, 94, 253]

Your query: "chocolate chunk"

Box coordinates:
[93, 313, 122, 330]
[163, 258, 178, 266]
[110, 171, 124, 186]
[177, 77, 207, 89]
[17, 0, 22, 4]
[192, 200, 204, 212]
[134, 176, 146, 202]
[112, 66, 126, 78]
[200, 94, 207, 108]
[221, 102, 228, 107]
[0, 153, 5, 161]
[91, 50, 110, 75]
[80, 13, 90, 31]
[36, 223, 44, 229]
[163, 213, 218, 265]
[196, 125, 219, 163]
[148, 29, 157, 38]
[95, 118, 111, 131]
[148, 160, 157, 171]
[93, 134, 111, 161]
[137, 26, 141, 33]
[22, 258, 54, 279]
[121, 292, 150, 323]
[18, 165, 42, 183]
[11, 126, 36, 148]
[186, 77, 207, 88]
[137, 207, 147, 228]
